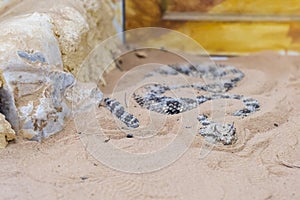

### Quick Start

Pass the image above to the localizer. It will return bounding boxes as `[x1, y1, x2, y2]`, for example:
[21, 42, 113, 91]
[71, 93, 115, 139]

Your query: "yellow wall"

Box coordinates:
[126, 0, 300, 55]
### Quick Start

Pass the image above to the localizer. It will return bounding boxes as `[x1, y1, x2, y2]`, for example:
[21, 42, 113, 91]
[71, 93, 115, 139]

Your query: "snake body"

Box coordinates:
[103, 97, 139, 128]
[103, 63, 260, 144]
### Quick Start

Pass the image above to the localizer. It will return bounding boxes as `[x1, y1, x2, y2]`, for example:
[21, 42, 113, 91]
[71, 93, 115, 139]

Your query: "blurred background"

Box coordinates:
[125, 0, 300, 55]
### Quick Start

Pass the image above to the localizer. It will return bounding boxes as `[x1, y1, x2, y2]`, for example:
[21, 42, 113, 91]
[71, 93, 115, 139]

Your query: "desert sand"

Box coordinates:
[0, 51, 299, 199]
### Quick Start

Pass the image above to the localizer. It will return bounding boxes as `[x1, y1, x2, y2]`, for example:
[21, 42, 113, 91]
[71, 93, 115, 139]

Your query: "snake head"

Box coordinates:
[200, 122, 236, 145]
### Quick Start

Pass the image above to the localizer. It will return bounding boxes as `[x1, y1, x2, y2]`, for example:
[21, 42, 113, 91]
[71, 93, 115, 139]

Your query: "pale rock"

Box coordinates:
[0, 111, 16, 149]
[0, 0, 115, 140]
[0, 76, 15, 148]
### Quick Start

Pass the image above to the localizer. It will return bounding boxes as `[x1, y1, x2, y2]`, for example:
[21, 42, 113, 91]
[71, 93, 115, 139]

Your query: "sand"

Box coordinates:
[0, 51, 299, 199]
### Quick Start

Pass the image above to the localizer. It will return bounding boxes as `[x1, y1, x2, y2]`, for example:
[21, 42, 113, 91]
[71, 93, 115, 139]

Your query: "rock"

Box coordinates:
[0, 0, 115, 141]
[0, 75, 15, 148]
[135, 51, 148, 58]
[0, 111, 16, 149]
[51, 0, 117, 75]
[0, 0, 119, 74]
[0, 0, 118, 75]
[17, 70, 75, 140]
[0, 11, 67, 140]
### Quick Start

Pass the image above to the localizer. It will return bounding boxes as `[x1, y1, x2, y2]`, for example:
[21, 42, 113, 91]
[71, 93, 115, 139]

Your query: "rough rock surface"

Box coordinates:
[0, 0, 116, 141]
[0, 113, 15, 148]
[0, 77, 16, 148]
[0, 0, 118, 75]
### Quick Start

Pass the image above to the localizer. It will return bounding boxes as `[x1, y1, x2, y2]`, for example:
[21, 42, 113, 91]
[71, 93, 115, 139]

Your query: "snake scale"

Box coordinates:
[102, 63, 260, 144]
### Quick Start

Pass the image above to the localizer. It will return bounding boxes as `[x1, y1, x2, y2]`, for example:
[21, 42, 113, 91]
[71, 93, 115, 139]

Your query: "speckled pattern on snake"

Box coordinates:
[102, 63, 260, 145]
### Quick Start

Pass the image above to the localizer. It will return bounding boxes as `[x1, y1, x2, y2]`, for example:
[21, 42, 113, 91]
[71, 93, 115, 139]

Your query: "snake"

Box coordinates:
[102, 63, 260, 145]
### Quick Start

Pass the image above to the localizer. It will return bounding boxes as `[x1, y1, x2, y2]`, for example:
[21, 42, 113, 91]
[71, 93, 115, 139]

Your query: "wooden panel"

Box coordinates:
[166, 0, 300, 15]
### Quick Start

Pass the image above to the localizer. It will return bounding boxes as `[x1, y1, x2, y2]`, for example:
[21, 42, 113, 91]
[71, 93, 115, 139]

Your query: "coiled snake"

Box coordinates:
[101, 63, 260, 145]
